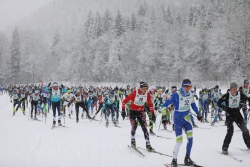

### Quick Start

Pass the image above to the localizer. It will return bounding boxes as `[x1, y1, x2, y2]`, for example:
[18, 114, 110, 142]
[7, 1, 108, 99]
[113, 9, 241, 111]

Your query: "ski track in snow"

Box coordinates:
[0, 92, 250, 167]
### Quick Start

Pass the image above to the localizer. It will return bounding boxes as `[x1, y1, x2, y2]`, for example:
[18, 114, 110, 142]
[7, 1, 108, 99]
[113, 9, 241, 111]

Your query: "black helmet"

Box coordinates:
[244, 80, 249, 84]
[214, 85, 219, 89]
[140, 81, 148, 88]
[171, 86, 177, 90]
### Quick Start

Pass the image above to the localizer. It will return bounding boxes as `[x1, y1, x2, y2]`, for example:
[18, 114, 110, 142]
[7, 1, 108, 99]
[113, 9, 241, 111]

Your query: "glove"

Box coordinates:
[196, 96, 198, 100]
[10, 100, 12, 103]
[121, 109, 126, 120]
[197, 115, 202, 122]
[223, 106, 229, 111]
[152, 112, 156, 123]
[197, 113, 202, 122]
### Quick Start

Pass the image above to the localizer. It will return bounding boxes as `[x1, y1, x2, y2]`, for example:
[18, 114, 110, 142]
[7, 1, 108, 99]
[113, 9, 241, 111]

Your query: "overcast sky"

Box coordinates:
[0, 0, 53, 31]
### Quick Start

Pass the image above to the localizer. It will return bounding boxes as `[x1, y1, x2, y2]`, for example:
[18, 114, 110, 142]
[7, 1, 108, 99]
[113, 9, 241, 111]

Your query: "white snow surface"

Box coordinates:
[0, 90, 250, 167]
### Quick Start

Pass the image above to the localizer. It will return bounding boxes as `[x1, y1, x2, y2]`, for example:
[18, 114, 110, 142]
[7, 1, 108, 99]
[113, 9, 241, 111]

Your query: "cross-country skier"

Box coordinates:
[51, 83, 62, 126]
[122, 81, 155, 152]
[162, 79, 202, 167]
[217, 82, 250, 154]
[238, 80, 250, 123]
[211, 85, 223, 126]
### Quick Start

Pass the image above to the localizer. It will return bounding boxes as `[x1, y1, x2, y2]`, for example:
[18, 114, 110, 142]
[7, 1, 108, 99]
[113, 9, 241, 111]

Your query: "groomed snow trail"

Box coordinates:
[0, 93, 250, 167]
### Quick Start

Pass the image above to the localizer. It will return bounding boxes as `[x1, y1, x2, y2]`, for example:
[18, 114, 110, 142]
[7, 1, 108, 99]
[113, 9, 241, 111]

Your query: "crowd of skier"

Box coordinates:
[0, 78, 250, 167]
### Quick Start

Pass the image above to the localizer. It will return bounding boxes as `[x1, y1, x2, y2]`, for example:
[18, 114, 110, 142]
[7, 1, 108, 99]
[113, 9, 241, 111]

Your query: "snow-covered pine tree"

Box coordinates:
[115, 10, 126, 37]
[10, 27, 21, 84]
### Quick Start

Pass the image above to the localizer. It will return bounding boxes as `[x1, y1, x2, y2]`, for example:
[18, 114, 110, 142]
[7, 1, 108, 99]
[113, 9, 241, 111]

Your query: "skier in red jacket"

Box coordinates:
[122, 81, 154, 151]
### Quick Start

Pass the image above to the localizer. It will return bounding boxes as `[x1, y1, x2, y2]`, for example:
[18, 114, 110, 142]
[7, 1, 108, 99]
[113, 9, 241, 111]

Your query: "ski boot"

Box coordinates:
[172, 124, 175, 131]
[52, 120, 56, 127]
[205, 119, 209, 123]
[184, 155, 195, 166]
[30, 115, 33, 119]
[222, 149, 228, 155]
[150, 129, 156, 136]
[163, 123, 167, 130]
[171, 159, 177, 167]
[69, 114, 71, 118]
[131, 139, 136, 148]
[76, 118, 79, 123]
[87, 114, 91, 119]
[81, 114, 84, 119]
[12, 112, 15, 116]
[146, 142, 154, 152]
[106, 120, 109, 127]
[58, 120, 62, 126]
[211, 122, 215, 126]
[193, 123, 198, 128]
[112, 119, 117, 125]
[92, 114, 96, 120]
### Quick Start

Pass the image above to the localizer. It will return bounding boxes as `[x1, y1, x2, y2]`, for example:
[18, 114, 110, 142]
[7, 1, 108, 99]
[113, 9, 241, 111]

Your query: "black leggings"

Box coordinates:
[130, 110, 149, 142]
[222, 113, 250, 150]
[75, 102, 89, 121]
[31, 101, 38, 116]
[94, 103, 103, 115]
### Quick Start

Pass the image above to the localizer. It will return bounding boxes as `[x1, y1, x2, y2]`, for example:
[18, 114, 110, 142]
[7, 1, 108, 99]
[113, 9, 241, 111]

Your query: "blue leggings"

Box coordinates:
[105, 104, 115, 121]
[201, 100, 208, 119]
[52, 101, 61, 121]
[212, 106, 219, 122]
[173, 115, 193, 159]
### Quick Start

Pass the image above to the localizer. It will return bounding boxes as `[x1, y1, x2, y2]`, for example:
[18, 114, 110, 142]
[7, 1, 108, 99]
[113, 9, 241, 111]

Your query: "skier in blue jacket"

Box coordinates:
[162, 79, 202, 167]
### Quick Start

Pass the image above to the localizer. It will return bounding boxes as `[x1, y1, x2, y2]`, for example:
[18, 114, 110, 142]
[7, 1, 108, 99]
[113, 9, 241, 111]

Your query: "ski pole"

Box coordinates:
[158, 116, 162, 131]
[28, 106, 30, 120]
[99, 115, 103, 125]
[64, 110, 65, 125]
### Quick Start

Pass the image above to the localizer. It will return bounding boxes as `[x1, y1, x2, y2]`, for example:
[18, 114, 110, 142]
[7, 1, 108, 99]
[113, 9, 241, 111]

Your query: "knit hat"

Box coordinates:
[230, 82, 238, 89]
[182, 79, 192, 87]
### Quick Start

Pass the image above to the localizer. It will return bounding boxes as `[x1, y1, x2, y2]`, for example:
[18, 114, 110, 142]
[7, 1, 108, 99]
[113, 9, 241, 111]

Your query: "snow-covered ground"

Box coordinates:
[0, 91, 250, 167]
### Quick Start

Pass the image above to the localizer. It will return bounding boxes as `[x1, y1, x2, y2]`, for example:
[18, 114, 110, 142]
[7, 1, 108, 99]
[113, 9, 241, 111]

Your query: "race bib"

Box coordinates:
[75, 95, 81, 101]
[178, 91, 193, 112]
[21, 94, 25, 98]
[229, 92, 240, 108]
[202, 93, 208, 100]
[33, 96, 38, 101]
[134, 89, 147, 106]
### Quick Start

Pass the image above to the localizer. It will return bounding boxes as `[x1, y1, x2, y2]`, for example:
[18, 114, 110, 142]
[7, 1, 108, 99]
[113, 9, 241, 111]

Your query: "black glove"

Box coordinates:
[121, 109, 126, 120]
[152, 112, 156, 123]
[223, 106, 229, 112]
[197, 113, 202, 122]
[197, 115, 202, 122]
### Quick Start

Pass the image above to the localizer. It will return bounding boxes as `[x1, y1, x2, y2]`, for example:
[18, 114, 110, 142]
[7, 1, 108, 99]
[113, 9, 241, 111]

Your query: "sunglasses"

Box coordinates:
[183, 85, 192, 88]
